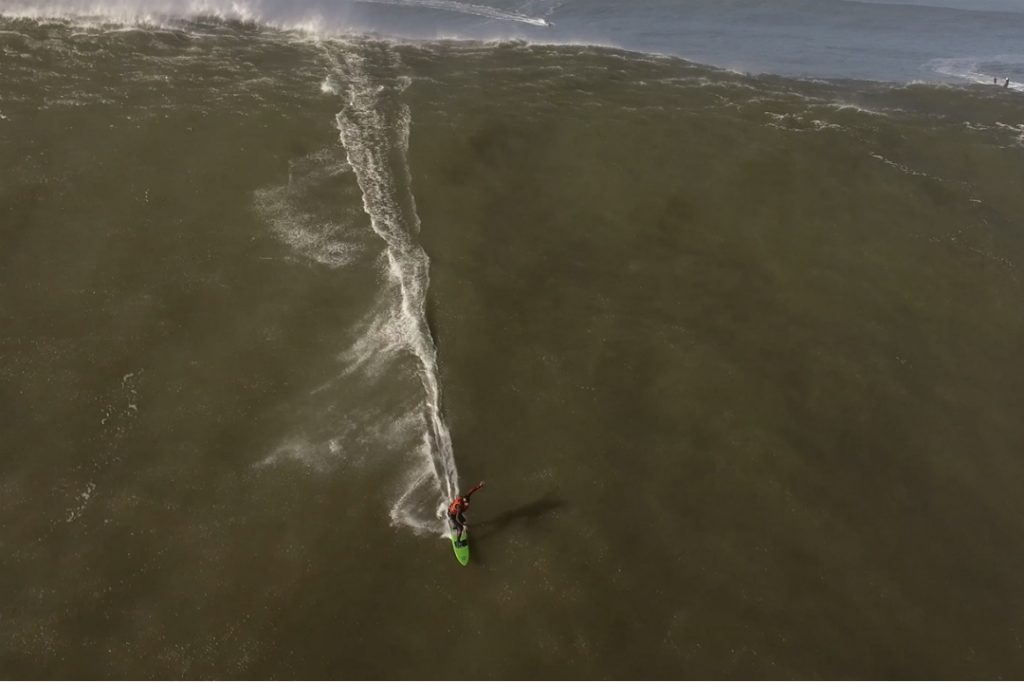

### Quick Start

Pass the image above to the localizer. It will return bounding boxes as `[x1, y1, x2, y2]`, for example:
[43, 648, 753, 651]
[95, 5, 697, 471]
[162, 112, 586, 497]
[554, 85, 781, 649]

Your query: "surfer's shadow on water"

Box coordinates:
[471, 493, 565, 545]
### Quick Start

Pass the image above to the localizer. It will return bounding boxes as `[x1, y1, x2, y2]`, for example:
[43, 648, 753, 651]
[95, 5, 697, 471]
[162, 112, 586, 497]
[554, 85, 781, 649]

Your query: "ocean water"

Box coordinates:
[2, 0, 1024, 679]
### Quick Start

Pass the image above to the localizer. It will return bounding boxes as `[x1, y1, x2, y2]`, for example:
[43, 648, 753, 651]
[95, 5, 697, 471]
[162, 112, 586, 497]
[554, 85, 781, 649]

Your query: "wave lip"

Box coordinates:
[0, 0, 264, 24]
[0, 0, 551, 33]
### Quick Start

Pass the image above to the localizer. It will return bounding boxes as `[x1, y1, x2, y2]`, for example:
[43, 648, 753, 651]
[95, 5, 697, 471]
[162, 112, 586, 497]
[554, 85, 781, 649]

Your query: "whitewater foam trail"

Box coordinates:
[351, 0, 549, 26]
[326, 42, 460, 527]
[929, 55, 1024, 93]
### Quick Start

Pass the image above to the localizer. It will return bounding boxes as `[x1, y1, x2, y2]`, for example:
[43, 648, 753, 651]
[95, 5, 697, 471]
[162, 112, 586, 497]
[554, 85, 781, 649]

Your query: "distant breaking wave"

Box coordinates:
[352, 0, 549, 26]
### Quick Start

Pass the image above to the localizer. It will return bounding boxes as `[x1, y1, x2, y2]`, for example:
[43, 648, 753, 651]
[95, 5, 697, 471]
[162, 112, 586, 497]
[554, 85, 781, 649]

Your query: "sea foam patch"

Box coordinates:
[254, 147, 370, 269]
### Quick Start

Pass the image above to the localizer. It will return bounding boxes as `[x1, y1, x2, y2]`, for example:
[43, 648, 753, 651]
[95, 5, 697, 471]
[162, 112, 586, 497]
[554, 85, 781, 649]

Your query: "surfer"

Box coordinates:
[1005, 78, 1011, 89]
[448, 481, 486, 543]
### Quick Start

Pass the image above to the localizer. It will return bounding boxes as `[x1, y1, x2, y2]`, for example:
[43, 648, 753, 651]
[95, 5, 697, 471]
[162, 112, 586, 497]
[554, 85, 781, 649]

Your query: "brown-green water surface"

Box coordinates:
[2, 18, 1024, 679]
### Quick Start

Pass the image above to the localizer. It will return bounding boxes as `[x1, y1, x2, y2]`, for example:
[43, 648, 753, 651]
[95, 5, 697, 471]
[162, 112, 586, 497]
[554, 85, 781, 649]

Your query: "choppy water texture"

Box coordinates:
[2, 6, 1024, 680]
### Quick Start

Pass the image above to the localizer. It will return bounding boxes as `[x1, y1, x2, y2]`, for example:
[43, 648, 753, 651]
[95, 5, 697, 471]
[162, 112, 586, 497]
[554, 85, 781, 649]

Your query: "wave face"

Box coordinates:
[3, 14, 1024, 681]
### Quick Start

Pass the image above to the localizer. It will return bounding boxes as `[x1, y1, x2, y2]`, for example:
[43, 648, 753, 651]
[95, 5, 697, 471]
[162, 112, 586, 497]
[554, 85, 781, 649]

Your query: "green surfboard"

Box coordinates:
[450, 528, 469, 566]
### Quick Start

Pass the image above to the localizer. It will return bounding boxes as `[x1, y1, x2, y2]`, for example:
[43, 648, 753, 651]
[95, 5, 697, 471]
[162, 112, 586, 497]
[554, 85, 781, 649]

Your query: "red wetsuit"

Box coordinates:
[448, 482, 485, 533]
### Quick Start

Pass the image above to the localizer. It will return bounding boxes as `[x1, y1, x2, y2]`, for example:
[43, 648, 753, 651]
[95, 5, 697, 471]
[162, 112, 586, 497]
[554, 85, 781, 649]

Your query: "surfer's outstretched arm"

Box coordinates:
[465, 481, 486, 499]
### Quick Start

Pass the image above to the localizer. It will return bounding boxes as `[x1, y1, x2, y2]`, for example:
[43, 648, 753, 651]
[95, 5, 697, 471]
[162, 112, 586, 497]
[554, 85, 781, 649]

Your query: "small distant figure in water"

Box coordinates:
[1005, 78, 1012, 89]
[448, 481, 486, 545]
[994, 77, 999, 85]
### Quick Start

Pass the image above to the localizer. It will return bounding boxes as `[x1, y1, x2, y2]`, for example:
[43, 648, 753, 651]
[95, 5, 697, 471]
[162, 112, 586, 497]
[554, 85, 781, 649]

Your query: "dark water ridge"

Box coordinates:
[2, 17, 1024, 678]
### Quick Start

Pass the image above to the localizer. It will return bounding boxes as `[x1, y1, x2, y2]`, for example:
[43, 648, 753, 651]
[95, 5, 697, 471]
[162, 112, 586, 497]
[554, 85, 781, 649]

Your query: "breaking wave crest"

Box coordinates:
[0, 0, 551, 34]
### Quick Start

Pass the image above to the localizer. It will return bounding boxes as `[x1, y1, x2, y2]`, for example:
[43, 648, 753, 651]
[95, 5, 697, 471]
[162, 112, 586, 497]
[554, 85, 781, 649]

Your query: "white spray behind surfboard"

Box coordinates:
[350, 0, 549, 26]
[326, 42, 460, 534]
